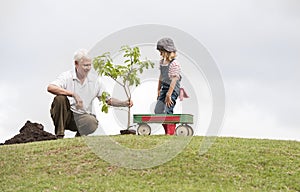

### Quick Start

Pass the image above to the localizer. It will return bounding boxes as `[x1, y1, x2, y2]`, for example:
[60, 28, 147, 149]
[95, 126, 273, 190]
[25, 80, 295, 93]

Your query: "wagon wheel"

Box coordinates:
[137, 123, 151, 135]
[186, 125, 194, 136]
[175, 125, 190, 136]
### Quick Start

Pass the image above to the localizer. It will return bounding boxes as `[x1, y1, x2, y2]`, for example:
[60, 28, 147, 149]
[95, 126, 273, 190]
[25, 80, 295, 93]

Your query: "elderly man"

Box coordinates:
[47, 49, 133, 138]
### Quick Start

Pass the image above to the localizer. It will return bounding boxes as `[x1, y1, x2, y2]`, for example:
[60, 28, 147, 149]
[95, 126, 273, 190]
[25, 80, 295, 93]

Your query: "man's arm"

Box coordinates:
[47, 84, 73, 96]
[106, 98, 133, 108]
[47, 84, 83, 109]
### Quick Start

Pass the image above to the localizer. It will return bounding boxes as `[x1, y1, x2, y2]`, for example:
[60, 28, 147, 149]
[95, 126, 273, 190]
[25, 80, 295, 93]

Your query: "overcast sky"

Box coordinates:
[0, 0, 299, 143]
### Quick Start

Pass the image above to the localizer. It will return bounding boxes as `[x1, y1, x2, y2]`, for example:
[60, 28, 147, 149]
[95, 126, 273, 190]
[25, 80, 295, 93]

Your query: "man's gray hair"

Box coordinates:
[73, 49, 91, 62]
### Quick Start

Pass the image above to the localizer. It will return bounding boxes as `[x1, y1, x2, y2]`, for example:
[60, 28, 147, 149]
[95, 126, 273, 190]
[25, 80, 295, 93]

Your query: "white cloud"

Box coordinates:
[0, 83, 21, 142]
[0, 0, 299, 142]
[221, 79, 300, 141]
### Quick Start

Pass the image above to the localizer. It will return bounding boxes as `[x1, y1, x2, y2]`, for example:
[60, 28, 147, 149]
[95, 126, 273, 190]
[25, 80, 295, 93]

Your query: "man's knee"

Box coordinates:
[51, 95, 70, 116]
[86, 116, 98, 134]
[77, 115, 98, 136]
[53, 95, 68, 104]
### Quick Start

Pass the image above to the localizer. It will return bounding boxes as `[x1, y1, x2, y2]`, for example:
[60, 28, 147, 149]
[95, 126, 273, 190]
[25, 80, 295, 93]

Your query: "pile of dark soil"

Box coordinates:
[2, 120, 56, 145]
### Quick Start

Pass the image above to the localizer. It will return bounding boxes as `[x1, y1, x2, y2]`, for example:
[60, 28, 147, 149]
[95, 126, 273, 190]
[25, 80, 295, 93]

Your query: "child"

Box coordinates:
[154, 37, 181, 135]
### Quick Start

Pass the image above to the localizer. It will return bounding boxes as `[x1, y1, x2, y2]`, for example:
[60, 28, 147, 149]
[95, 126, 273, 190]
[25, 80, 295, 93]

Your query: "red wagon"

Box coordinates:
[133, 114, 194, 136]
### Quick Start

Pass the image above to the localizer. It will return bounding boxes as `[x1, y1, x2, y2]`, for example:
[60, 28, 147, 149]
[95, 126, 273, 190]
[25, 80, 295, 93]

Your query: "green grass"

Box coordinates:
[0, 136, 299, 192]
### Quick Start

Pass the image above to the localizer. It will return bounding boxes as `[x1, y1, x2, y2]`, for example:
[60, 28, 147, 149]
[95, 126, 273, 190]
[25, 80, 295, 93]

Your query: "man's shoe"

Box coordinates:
[75, 132, 81, 137]
[56, 135, 64, 139]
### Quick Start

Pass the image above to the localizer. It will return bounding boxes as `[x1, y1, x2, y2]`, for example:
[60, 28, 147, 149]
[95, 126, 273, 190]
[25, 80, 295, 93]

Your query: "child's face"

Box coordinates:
[159, 50, 163, 56]
[159, 50, 166, 59]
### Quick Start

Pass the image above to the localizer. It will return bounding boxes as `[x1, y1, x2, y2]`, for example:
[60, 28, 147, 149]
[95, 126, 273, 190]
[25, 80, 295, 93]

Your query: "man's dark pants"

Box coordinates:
[50, 95, 98, 137]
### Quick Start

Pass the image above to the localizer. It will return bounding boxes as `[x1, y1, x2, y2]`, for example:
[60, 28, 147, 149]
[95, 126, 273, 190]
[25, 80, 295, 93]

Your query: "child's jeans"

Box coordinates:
[154, 90, 178, 135]
[154, 89, 178, 114]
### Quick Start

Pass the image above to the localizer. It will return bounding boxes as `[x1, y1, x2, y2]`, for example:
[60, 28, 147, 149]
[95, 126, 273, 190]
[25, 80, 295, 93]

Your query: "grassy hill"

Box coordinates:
[0, 136, 299, 192]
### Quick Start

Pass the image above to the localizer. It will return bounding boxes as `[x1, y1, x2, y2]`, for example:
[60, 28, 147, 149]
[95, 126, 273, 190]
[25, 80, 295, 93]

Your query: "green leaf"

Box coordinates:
[139, 68, 143, 73]
[135, 78, 140, 86]
[101, 105, 109, 113]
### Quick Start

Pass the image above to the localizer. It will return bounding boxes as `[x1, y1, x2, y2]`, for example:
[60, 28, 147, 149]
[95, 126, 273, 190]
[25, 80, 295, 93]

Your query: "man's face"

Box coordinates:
[75, 58, 92, 77]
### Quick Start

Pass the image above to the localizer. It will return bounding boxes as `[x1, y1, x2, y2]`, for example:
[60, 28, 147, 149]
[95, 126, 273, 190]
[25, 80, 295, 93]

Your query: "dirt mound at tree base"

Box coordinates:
[2, 120, 56, 145]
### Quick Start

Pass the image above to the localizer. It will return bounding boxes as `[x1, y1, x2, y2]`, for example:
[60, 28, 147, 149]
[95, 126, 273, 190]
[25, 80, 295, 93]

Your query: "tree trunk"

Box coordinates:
[127, 105, 131, 129]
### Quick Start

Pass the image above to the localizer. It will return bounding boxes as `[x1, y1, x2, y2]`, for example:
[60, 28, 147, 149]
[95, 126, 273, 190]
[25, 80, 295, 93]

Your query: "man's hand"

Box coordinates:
[72, 93, 83, 109]
[127, 99, 133, 108]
